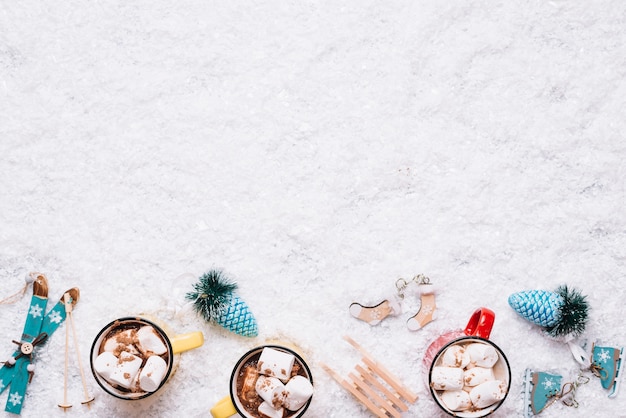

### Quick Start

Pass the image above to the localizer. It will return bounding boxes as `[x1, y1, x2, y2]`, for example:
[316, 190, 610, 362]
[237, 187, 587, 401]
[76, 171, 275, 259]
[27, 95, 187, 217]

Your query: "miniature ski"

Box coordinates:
[0, 273, 78, 414]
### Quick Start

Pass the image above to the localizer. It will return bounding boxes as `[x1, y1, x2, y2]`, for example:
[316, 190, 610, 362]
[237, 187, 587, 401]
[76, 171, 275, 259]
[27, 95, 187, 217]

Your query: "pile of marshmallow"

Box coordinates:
[93, 325, 169, 394]
[244, 347, 313, 418]
[431, 342, 507, 412]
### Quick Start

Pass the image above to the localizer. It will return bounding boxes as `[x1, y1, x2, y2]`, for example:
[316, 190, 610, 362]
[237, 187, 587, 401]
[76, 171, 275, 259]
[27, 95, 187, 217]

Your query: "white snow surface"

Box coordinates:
[1, 1, 625, 417]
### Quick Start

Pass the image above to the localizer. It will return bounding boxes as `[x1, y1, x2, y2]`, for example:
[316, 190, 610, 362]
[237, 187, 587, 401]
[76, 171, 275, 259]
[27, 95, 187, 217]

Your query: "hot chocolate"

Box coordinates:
[431, 340, 507, 414]
[93, 320, 171, 396]
[234, 347, 313, 418]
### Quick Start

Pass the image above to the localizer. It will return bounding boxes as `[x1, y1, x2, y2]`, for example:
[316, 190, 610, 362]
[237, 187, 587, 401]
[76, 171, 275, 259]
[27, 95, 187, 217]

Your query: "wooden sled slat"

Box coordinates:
[321, 363, 391, 418]
[345, 335, 418, 402]
[348, 371, 402, 418]
[322, 337, 418, 417]
[355, 364, 408, 412]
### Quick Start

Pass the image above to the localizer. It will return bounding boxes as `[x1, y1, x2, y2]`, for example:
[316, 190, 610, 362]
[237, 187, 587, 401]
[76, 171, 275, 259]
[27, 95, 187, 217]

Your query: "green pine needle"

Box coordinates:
[186, 270, 238, 323]
[545, 285, 589, 338]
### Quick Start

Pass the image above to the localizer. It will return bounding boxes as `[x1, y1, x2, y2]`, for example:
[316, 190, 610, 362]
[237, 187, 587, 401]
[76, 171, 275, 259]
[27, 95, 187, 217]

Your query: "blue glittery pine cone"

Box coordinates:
[186, 270, 258, 338]
[216, 294, 258, 338]
[508, 285, 589, 338]
[508, 289, 563, 327]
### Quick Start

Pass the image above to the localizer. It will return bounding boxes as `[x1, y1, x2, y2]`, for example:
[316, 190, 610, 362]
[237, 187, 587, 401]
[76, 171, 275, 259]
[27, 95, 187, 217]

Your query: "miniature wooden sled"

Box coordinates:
[321, 336, 418, 418]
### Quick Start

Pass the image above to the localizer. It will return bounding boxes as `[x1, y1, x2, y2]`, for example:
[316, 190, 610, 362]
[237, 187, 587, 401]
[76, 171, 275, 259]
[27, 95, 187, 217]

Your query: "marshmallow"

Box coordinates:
[103, 329, 139, 354]
[431, 367, 464, 391]
[107, 351, 143, 389]
[469, 380, 507, 409]
[258, 401, 284, 418]
[440, 390, 472, 411]
[103, 336, 120, 352]
[94, 351, 118, 380]
[466, 343, 498, 368]
[464, 367, 495, 387]
[139, 355, 168, 392]
[284, 375, 314, 411]
[255, 376, 286, 408]
[137, 326, 168, 356]
[441, 345, 471, 368]
[257, 347, 295, 381]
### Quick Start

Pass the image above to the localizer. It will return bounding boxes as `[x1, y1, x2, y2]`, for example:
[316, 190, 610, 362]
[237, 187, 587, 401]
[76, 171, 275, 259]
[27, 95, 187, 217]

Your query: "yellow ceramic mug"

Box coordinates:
[210, 345, 314, 418]
[90, 316, 204, 400]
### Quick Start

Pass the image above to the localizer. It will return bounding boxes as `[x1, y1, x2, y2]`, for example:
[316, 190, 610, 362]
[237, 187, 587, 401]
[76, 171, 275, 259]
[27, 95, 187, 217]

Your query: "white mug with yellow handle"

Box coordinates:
[90, 316, 204, 400]
[210, 344, 314, 418]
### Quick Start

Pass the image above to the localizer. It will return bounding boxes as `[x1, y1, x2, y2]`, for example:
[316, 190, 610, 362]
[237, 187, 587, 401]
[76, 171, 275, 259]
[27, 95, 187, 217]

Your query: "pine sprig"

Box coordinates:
[186, 270, 238, 322]
[545, 285, 589, 338]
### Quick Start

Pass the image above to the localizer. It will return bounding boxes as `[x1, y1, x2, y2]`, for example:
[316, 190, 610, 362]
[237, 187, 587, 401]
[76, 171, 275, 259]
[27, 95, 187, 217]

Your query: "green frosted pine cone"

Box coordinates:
[186, 270, 258, 338]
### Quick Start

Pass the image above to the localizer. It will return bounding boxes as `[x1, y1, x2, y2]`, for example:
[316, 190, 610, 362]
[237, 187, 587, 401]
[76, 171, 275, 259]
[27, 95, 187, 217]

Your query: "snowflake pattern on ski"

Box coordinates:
[0, 380, 5, 392]
[8, 392, 22, 407]
[47, 309, 62, 324]
[29, 304, 43, 319]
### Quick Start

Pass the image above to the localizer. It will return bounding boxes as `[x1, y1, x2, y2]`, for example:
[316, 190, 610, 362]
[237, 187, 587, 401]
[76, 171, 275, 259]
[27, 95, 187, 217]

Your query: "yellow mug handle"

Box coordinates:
[170, 331, 204, 354]
[210, 395, 237, 418]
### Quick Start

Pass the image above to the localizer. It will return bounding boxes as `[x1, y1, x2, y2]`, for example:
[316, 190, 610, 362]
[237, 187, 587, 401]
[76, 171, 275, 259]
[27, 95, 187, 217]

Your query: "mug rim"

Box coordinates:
[229, 344, 314, 418]
[428, 336, 511, 418]
[90, 316, 174, 400]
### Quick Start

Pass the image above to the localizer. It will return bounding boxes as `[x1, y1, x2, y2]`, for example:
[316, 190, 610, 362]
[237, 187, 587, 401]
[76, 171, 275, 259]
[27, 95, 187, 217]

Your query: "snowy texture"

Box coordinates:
[1, 1, 625, 417]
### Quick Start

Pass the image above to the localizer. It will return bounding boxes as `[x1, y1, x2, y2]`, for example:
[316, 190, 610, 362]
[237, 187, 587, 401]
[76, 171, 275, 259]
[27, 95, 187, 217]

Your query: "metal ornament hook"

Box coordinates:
[395, 274, 432, 299]
[395, 278, 409, 299]
[560, 372, 590, 408]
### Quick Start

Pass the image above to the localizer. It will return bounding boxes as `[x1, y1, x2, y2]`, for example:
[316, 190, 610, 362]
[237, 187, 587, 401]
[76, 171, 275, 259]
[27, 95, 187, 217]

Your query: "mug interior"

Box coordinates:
[90, 317, 174, 400]
[229, 345, 313, 418]
[428, 337, 510, 418]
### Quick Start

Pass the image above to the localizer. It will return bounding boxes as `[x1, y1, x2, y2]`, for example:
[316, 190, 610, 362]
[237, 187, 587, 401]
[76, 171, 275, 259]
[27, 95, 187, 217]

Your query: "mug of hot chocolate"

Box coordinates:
[424, 308, 511, 417]
[90, 317, 204, 400]
[210, 345, 314, 418]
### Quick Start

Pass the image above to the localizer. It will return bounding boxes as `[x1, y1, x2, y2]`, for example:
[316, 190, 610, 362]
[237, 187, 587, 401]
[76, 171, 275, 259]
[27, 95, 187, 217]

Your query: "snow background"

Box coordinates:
[1, 1, 625, 417]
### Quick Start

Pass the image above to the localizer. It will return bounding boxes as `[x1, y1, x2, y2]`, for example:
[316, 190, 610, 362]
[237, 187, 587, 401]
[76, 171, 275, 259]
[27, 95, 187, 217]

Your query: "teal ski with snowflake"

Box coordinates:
[0, 274, 78, 415]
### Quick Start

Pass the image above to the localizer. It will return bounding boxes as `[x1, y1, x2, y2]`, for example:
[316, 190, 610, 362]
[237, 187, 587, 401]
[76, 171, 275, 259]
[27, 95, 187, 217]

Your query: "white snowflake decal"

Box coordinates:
[0, 379, 5, 391]
[29, 304, 43, 319]
[541, 376, 556, 390]
[47, 309, 63, 324]
[421, 304, 434, 315]
[8, 391, 22, 406]
[371, 307, 383, 320]
[597, 349, 611, 364]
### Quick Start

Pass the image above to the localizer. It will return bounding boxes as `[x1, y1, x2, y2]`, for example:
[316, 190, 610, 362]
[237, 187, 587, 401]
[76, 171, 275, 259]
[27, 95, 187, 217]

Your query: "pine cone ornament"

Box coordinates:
[186, 270, 258, 337]
[508, 285, 589, 338]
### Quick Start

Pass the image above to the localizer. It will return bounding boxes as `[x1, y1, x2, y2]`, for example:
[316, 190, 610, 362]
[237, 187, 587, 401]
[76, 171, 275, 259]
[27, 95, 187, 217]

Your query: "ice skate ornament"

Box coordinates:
[567, 340, 624, 398]
[186, 269, 258, 338]
[0, 273, 79, 415]
[349, 274, 437, 330]
[590, 342, 623, 397]
[508, 285, 589, 340]
[522, 368, 589, 417]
